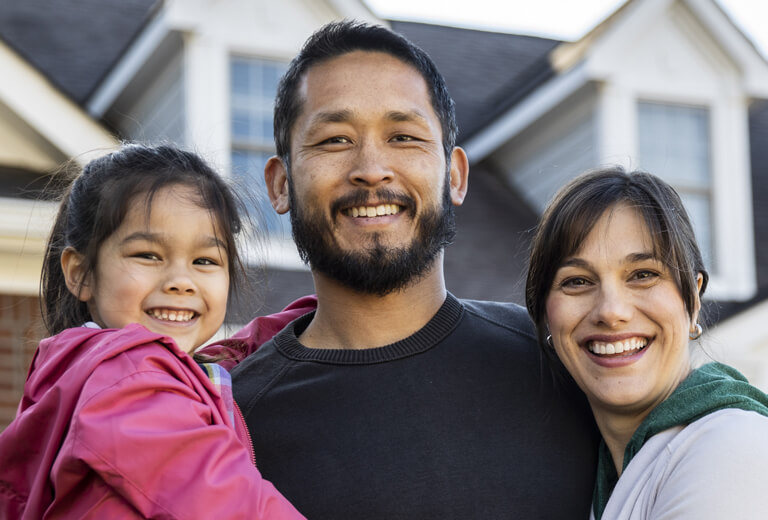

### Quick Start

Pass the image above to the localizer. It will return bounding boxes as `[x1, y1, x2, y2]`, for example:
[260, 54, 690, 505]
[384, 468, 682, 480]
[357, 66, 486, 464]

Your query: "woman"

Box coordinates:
[525, 167, 768, 519]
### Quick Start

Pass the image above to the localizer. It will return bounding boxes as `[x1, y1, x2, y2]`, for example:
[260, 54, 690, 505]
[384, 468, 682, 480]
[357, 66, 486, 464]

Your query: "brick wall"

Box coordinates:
[0, 294, 45, 431]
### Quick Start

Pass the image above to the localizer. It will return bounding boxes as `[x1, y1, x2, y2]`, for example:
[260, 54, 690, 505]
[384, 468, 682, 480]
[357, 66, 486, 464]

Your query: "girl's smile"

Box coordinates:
[64, 185, 230, 353]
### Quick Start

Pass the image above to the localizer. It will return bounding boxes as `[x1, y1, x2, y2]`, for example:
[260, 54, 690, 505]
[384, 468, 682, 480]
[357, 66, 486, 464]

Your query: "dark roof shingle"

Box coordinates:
[0, 0, 158, 103]
[391, 21, 561, 141]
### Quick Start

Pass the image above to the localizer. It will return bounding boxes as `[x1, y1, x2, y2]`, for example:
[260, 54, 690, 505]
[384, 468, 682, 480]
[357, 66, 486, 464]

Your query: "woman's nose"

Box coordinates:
[592, 284, 633, 327]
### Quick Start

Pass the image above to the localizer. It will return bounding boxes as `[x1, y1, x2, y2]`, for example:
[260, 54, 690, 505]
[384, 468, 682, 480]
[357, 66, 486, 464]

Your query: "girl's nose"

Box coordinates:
[163, 270, 196, 295]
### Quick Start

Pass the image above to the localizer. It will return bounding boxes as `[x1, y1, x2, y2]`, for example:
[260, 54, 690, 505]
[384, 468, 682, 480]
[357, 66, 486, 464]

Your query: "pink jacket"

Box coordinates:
[198, 295, 318, 368]
[0, 323, 306, 519]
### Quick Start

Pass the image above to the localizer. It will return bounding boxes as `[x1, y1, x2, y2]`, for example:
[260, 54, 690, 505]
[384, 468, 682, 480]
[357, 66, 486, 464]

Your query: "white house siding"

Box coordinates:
[585, 0, 755, 301]
[114, 51, 186, 146]
[697, 302, 768, 392]
[492, 84, 598, 213]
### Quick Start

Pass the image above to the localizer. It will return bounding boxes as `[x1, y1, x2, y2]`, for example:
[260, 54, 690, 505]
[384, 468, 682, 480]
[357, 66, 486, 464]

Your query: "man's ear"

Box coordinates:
[61, 247, 92, 302]
[265, 156, 291, 215]
[448, 146, 469, 206]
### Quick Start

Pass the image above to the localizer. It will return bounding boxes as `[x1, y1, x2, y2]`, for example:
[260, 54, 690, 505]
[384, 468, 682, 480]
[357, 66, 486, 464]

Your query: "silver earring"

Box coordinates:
[689, 323, 703, 340]
[546, 335, 554, 348]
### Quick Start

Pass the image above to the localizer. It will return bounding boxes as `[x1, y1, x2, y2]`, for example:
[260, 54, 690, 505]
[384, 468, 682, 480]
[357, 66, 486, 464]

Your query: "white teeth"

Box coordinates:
[588, 337, 647, 355]
[346, 204, 401, 218]
[147, 309, 195, 322]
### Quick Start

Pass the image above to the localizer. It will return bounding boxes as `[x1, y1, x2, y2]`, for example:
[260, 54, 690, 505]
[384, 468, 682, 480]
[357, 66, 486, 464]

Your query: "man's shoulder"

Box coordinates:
[458, 298, 536, 340]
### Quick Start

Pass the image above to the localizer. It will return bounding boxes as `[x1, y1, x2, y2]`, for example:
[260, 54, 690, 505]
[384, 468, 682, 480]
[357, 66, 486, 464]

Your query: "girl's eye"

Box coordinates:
[194, 258, 218, 266]
[134, 252, 160, 261]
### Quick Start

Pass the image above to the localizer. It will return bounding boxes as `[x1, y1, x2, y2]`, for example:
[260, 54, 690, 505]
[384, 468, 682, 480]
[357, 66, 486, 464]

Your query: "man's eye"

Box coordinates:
[320, 136, 350, 145]
[391, 135, 416, 142]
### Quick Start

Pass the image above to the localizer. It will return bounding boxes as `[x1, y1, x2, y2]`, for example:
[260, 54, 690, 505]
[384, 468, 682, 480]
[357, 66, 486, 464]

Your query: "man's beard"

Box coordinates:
[287, 177, 456, 296]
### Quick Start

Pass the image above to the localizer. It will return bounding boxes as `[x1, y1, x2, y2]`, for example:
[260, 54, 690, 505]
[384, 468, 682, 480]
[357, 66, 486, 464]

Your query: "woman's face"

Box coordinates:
[545, 203, 700, 419]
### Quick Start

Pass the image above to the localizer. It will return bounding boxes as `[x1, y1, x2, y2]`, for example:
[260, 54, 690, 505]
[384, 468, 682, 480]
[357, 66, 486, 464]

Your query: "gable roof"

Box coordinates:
[390, 21, 560, 142]
[0, 0, 159, 104]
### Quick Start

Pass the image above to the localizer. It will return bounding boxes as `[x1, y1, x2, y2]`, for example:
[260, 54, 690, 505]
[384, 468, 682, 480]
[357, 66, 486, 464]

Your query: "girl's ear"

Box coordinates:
[61, 247, 92, 302]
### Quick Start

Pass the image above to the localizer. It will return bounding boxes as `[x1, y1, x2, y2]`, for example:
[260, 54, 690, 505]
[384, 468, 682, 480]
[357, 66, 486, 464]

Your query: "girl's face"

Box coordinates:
[66, 185, 230, 353]
[545, 204, 700, 421]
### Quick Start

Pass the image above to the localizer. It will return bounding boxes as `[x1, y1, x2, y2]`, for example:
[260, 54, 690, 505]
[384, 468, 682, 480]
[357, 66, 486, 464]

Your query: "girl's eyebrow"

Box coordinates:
[120, 232, 227, 250]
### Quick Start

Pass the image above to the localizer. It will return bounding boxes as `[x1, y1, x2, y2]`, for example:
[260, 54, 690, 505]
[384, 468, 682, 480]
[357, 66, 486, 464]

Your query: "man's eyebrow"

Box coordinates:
[385, 110, 430, 124]
[307, 109, 430, 127]
[309, 109, 353, 126]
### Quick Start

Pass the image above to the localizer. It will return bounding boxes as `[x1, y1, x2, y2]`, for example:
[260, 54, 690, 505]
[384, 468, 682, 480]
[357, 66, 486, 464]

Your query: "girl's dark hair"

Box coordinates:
[525, 167, 709, 357]
[41, 143, 253, 335]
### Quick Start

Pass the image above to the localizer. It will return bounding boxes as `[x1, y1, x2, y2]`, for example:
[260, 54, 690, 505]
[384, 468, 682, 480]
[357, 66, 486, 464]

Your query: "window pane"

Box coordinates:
[679, 192, 715, 271]
[638, 101, 714, 272]
[230, 56, 290, 239]
[231, 150, 291, 236]
[638, 102, 710, 185]
[230, 57, 287, 148]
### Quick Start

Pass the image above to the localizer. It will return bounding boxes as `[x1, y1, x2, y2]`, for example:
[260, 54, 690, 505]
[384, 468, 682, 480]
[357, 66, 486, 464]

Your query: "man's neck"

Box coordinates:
[298, 262, 448, 350]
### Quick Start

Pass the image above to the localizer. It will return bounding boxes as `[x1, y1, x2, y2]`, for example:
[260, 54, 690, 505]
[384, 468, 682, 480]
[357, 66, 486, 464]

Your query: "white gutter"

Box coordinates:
[87, 8, 171, 118]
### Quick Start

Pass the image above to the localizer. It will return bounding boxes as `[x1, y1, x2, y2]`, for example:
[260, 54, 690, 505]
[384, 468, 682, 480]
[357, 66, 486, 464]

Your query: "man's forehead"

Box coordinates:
[299, 50, 426, 95]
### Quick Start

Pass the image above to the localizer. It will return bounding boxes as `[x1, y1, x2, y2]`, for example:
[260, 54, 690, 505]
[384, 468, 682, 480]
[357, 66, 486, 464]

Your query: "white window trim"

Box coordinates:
[597, 87, 755, 301]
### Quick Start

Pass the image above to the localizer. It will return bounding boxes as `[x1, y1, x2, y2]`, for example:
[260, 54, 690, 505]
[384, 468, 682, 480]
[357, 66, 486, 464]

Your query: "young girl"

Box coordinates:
[0, 144, 305, 519]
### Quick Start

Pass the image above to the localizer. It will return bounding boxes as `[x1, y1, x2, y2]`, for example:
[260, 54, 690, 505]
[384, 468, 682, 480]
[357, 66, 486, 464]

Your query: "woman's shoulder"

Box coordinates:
[649, 409, 768, 517]
[672, 408, 768, 463]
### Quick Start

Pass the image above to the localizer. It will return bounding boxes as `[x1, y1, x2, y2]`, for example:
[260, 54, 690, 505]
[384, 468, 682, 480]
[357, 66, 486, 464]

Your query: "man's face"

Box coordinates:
[278, 51, 462, 295]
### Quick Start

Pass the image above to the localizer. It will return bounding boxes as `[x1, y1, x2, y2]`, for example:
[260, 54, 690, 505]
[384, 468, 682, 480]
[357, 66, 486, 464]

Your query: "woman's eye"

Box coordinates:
[633, 270, 659, 281]
[562, 277, 590, 288]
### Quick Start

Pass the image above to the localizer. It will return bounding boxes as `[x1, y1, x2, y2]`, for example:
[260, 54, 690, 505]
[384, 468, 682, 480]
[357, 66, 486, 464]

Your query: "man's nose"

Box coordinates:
[348, 140, 394, 186]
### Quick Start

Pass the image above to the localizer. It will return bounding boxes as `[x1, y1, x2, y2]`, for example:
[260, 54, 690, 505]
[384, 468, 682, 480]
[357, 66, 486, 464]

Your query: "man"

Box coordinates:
[230, 21, 598, 519]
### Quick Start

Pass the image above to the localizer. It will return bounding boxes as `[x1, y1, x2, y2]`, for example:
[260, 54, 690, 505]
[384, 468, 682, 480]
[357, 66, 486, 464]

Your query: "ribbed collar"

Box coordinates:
[272, 293, 464, 365]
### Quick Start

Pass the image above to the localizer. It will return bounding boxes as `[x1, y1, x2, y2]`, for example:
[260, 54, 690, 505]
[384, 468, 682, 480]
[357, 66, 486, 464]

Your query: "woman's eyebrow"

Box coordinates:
[558, 251, 657, 269]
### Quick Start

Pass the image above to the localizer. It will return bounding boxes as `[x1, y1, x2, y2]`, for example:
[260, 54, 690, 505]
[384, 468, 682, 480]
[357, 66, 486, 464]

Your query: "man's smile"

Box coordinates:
[343, 204, 403, 218]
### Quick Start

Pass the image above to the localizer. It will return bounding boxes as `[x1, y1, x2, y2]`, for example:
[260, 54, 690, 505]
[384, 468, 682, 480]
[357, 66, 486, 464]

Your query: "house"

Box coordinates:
[1, 0, 767, 431]
[0, 31, 119, 427]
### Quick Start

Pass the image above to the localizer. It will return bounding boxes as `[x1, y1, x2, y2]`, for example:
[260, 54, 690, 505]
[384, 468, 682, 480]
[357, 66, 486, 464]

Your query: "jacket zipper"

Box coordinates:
[234, 401, 256, 466]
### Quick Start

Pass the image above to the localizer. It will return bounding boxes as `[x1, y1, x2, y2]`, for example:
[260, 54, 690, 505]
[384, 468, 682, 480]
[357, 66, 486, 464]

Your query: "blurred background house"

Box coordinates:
[1, 0, 766, 430]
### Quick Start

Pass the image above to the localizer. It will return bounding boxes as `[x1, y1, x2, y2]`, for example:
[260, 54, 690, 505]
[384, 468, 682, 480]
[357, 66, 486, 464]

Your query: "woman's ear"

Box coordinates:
[61, 247, 92, 302]
[691, 272, 704, 326]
